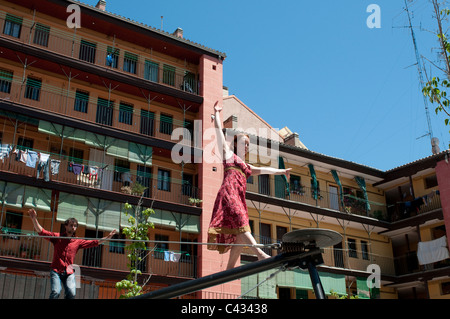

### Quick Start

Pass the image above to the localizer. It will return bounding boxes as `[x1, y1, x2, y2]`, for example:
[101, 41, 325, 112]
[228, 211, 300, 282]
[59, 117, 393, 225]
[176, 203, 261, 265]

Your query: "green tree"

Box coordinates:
[115, 199, 154, 298]
[422, 1, 450, 148]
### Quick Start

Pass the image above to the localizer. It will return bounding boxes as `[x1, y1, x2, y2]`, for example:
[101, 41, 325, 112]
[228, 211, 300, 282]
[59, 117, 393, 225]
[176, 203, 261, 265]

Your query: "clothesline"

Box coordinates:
[0, 233, 272, 250]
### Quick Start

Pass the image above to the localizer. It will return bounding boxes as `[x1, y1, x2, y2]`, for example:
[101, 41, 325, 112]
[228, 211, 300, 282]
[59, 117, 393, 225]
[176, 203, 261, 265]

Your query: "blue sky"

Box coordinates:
[82, 0, 450, 171]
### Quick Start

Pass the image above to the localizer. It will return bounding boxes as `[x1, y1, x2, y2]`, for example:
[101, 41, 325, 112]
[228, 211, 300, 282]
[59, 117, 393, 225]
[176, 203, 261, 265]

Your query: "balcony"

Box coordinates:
[0, 10, 201, 96]
[247, 175, 389, 221]
[0, 77, 196, 147]
[0, 233, 197, 298]
[249, 234, 396, 277]
[0, 233, 196, 277]
[0, 152, 199, 207]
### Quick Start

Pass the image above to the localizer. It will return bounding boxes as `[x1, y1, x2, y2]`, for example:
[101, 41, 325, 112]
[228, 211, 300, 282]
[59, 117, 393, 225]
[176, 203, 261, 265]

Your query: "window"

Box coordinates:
[68, 148, 84, 164]
[114, 159, 130, 183]
[155, 234, 169, 259]
[3, 14, 22, 38]
[157, 169, 170, 191]
[361, 240, 369, 260]
[136, 165, 151, 197]
[74, 90, 89, 113]
[347, 238, 357, 258]
[123, 52, 138, 74]
[106, 47, 119, 68]
[182, 71, 196, 93]
[109, 232, 125, 254]
[144, 60, 159, 82]
[79, 40, 96, 63]
[276, 226, 287, 255]
[424, 175, 438, 189]
[182, 173, 194, 197]
[258, 175, 270, 195]
[159, 114, 173, 135]
[140, 109, 155, 136]
[163, 64, 175, 86]
[183, 120, 194, 142]
[17, 137, 34, 151]
[290, 175, 303, 194]
[4, 211, 23, 235]
[180, 239, 194, 263]
[442, 281, 450, 295]
[96, 97, 113, 126]
[0, 69, 13, 93]
[24, 77, 41, 101]
[119, 102, 133, 125]
[33, 23, 50, 47]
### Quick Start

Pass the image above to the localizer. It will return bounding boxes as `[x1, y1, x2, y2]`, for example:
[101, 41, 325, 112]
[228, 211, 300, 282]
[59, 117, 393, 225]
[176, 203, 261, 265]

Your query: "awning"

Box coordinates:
[275, 156, 289, 198]
[23, 186, 52, 212]
[150, 209, 200, 234]
[308, 164, 318, 200]
[57, 192, 121, 232]
[241, 265, 347, 298]
[355, 176, 370, 212]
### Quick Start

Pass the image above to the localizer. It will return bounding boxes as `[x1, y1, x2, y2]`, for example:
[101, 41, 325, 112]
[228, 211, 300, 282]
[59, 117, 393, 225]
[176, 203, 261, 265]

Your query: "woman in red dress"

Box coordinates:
[208, 103, 291, 269]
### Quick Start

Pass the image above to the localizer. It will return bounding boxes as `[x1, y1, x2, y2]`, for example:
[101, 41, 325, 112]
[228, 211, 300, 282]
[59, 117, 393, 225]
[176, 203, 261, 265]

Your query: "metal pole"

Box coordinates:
[133, 248, 321, 299]
[307, 261, 326, 300]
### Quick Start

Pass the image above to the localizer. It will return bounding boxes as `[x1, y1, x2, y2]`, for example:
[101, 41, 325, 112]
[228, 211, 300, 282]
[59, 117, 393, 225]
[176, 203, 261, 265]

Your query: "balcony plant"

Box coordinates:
[188, 197, 202, 207]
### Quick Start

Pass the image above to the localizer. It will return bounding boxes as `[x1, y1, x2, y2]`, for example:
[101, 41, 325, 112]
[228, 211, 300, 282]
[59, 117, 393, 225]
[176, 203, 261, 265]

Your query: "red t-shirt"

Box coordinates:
[39, 229, 99, 274]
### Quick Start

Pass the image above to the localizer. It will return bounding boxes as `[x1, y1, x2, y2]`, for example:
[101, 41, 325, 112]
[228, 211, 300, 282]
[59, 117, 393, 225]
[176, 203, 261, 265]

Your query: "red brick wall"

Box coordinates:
[197, 54, 241, 298]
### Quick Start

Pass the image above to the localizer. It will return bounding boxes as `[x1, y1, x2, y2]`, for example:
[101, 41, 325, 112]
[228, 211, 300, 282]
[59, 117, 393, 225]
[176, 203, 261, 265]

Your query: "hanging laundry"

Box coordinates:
[37, 153, 51, 182]
[38, 152, 50, 164]
[82, 164, 90, 175]
[122, 171, 132, 184]
[171, 252, 181, 262]
[20, 150, 28, 164]
[13, 149, 19, 161]
[26, 150, 38, 168]
[163, 250, 182, 262]
[71, 163, 83, 175]
[50, 159, 60, 175]
[89, 166, 99, 181]
[417, 236, 450, 265]
[0, 144, 11, 162]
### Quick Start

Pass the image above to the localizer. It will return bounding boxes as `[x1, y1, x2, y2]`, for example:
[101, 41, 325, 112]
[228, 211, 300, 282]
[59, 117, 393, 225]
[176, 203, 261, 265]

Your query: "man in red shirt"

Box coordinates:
[28, 209, 116, 299]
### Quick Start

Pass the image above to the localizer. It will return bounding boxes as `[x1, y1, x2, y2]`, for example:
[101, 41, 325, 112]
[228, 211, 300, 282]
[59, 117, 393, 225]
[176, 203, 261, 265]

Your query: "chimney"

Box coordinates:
[431, 137, 440, 155]
[95, 0, 106, 11]
[173, 27, 183, 38]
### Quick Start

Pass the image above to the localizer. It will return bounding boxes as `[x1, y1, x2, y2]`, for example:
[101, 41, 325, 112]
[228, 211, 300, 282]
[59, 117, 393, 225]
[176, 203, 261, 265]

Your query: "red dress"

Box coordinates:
[208, 153, 252, 254]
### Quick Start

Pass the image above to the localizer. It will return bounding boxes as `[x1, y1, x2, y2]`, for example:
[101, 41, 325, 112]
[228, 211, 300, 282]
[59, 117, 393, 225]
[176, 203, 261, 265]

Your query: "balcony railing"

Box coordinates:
[247, 234, 396, 276]
[0, 152, 199, 206]
[0, 11, 201, 95]
[0, 78, 195, 147]
[0, 234, 196, 279]
[387, 191, 442, 222]
[247, 175, 389, 221]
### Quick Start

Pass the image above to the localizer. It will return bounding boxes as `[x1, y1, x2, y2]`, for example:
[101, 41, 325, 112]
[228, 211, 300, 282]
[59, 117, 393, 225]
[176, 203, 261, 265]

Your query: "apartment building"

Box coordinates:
[0, 0, 227, 298]
[0, 0, 449, 300]
[221, 89, 450, 299]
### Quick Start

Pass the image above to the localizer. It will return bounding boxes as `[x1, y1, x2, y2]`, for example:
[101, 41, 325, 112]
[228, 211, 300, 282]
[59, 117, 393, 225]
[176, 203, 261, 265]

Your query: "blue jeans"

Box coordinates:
[50, 270, 76, 299]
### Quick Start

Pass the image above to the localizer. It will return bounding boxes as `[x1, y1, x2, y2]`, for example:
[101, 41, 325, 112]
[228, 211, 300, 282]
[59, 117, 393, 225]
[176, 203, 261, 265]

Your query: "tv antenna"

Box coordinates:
[404, 0, 435, 146]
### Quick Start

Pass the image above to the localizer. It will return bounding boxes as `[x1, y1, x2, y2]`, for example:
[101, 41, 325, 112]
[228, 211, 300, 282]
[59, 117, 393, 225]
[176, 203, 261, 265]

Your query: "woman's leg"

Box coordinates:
[239, 232, 270, 260]
[226, 232, 270, 270]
